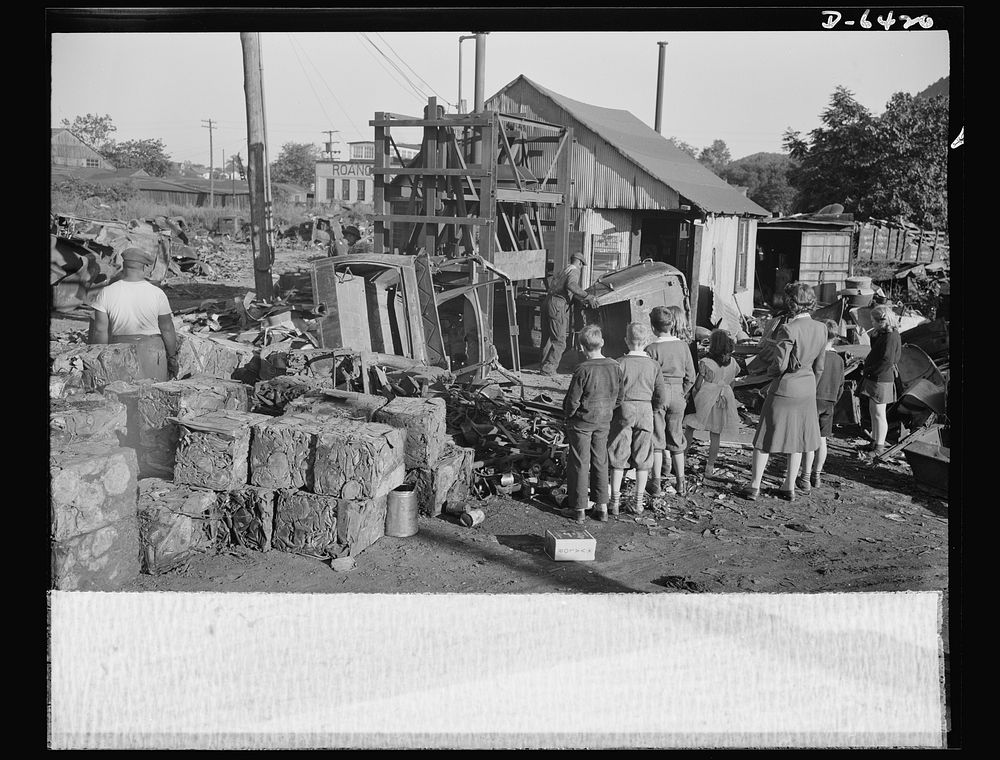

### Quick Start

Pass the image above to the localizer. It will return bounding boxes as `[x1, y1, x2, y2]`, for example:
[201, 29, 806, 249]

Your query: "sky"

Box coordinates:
[50, 29, 950, 168]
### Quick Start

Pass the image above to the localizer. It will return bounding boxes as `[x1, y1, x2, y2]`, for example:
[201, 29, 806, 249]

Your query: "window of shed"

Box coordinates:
[735, 218, 750, 291]
[85, 158, 100, 168]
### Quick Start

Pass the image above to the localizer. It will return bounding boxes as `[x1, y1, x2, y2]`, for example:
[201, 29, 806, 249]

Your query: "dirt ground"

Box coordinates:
[50, 239, 951, 622]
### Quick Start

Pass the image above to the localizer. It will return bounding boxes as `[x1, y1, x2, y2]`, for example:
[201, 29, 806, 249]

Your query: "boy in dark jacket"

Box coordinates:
[562, 324, 624, 523]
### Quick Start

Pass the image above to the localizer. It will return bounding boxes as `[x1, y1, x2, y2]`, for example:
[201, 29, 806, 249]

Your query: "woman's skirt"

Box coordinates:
[753, 393, 821, 454]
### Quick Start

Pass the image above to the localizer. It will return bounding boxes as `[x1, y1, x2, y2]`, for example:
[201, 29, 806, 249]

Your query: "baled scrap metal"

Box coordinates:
[50, 343, 141, 391]
[296, 391, 448, 469]
[310, 417, 406, 500]
[137, 478, 219, 575]
[172, 410, 270, 491]
[51, 515, 141, 591]
[49, 394, 127, 445]
[216, 487, 275, 551]
[136, 377, 249, 478]
[175, 330, 260, 384]
[248, 414, 323, 491]
[273, 489, 338, 555]
[336, 496, 388, 556]
[50, 441, 139, 543]
[251, 375, 332, 416]
[407, 440, 476, 516]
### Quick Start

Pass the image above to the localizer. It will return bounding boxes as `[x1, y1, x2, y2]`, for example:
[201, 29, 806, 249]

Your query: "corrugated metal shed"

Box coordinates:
[487, 76, 769, 217]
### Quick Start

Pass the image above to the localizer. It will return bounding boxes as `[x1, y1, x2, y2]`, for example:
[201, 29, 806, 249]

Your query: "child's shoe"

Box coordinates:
[647, 479, 662, 497]
[810, 471, 823, 488]
[703, 463, 715, 478]
[557, 507, 587, 523]
[675, 479, 687, 497]
[794, 475, 811, 493]
[591, 504, 608, 522]
[627, 494, 645, 515]
[608, 493, 621, 516]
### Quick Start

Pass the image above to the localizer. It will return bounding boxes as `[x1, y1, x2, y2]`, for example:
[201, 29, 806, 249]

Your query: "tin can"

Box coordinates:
[385, 484, 419, 537]
[459, 509, 485, 528]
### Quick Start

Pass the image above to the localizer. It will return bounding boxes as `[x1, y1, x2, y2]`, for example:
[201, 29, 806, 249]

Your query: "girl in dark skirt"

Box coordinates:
[858, 304, 902, 456]
[741, 282, 828, 502]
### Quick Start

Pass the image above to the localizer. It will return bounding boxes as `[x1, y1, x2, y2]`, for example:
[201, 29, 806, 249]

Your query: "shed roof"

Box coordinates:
[492, 76, 769, 217]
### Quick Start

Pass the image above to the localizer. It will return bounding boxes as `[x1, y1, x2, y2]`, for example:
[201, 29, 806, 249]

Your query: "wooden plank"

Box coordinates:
[495, 188, 563, 204]
[370, 116, 492, 127]
[493, 248, 547, 281]
[424, 98, 439, 260]
[373, 167, 492, 177]
[374, 213, 490, 226]
[552, 129, 573, 273]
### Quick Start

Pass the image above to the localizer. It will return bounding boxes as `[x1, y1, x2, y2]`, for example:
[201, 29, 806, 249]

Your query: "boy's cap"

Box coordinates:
[121, 247, 154, 265]
[343, 225, 361, 238]
[570, 252, 585, 263]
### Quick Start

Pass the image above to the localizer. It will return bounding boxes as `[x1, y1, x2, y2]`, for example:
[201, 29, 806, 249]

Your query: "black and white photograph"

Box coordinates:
[46, 7, 961, 750]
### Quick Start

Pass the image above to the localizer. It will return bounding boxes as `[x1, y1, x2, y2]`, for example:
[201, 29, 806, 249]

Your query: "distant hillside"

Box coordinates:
[916, 76, 949, 100]
[730, 151, 790, 165]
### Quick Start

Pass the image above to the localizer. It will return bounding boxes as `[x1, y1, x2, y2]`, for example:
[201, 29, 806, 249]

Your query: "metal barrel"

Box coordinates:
[385, 484, 419, 537]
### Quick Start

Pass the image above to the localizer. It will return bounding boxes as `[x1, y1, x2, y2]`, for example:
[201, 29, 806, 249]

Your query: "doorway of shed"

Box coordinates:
[755, 229, 801, 310]
[637, 215, 694, 282]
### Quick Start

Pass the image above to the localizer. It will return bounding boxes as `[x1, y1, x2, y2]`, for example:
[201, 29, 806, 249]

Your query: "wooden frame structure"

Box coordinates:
[371, 97, 573, 372]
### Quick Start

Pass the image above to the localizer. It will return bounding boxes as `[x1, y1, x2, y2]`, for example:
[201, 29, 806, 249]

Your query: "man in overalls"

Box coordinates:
[540, 252, 599, 376]
[89, 247, 179, 381]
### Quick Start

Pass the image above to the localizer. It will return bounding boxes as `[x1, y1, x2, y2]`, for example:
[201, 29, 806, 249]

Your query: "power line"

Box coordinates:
[359, 33, 428, 104]
[374, 32, 453, 108]
[291, 36, 367, 139]
[355, 35, 422, 105]
[365, 34, 428, 102]
[285, 33, 338, 138]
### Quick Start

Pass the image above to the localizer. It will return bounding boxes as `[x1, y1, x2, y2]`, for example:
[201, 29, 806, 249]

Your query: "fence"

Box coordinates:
[855, 222, 949, 263]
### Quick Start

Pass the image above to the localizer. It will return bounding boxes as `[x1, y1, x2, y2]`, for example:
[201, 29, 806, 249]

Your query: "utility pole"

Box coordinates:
[322, 129, 340, 160]
[240, 32, 275, 301]
[221, 148, 226, 206]
[202, 118, 216, 207]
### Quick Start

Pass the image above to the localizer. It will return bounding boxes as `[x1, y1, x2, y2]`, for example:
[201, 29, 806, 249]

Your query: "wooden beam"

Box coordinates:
[373, 113, 386, 254]
[373, 167, 492, 177]
[370, 116, 492, 127]
[375, 213, 491, 226]
[495, 188, 563, 204]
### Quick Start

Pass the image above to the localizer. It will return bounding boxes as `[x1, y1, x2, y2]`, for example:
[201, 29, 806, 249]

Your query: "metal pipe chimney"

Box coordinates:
[472, 32, 488, 165]
[654, 41, 668, 134]
[474, 32, 487, 113]
[458, 34, 475, 113]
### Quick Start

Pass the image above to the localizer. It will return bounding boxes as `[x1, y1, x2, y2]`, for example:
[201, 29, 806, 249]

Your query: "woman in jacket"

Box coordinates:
[859, 304, 902, 456]
[741, 281, 828, 501]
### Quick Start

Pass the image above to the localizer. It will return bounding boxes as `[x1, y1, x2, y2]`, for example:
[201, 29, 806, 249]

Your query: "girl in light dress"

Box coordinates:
[683, 329, 741, 477]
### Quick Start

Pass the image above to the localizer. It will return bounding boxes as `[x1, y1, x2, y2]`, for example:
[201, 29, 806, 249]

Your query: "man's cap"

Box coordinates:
[570, 252, 586, 262]
[343, 225, 361, 239]
[121, 247, 154, 265]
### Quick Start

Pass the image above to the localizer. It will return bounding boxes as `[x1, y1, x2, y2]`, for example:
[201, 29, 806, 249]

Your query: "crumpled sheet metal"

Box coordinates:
[172, 410, 270, 491]
[50, 395, 127, 446]
[51, 515, 141, 591]
[50, 441, 138, 543]
[216, 487, 275, 552]
[137, 478, 219, 575]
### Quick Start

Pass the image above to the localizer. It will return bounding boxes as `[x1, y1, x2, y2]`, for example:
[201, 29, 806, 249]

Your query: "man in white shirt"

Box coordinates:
[89, 247, 179, 381]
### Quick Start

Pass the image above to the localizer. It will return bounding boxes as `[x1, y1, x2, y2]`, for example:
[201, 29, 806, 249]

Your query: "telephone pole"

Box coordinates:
[322, 129, 340, 160]
[202, 118, 216, 207]
[240, 32, 275, 301]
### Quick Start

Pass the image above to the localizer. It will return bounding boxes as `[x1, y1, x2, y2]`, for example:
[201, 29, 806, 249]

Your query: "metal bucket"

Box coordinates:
[816, 282, 837, 305]
[385, 484, 419, 537]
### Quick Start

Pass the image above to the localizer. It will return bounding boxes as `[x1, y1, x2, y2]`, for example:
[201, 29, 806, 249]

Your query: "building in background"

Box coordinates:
[51, 128, 116, 170]
[314, 140, 420, 205]
[486, 75, 770, 333]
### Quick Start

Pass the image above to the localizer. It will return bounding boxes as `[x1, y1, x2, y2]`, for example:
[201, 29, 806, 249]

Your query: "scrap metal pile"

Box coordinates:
[442, 384, 570, 505]
[51, 213, 217, 311]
